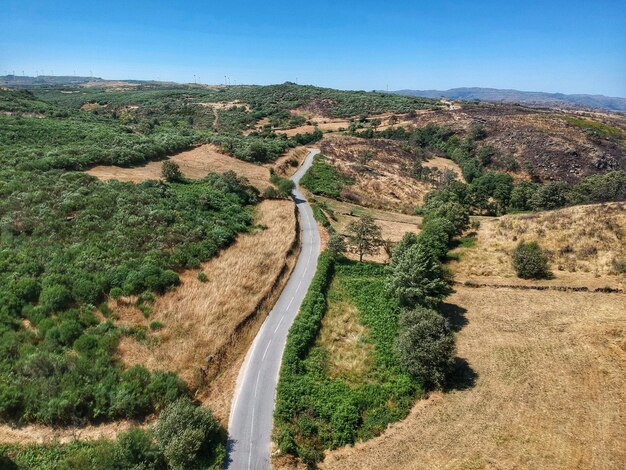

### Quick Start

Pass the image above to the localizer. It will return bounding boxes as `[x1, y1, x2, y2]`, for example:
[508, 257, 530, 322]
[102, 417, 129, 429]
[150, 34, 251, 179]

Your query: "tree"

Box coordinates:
[530, 181, 570, 211]
[346, 215, 383, 262]
[162, 160, 183, 182]
[513, 241, 551, 279]
[153, 398, 223, 470]
[395, 306, 455, 388]
[327, 233, 346, 259]
[423, 200, 469, 237]
[386, 242, 452, 308]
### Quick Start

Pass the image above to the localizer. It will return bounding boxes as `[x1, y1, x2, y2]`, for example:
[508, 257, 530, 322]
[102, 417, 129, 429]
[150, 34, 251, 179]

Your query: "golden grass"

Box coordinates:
[451, 203, 626, 289]
[314, 279, 374, 384]
[314, 196, 421, 263]
[321, 286, 626, 470]
[87, 144, 271, 191]
[0, 420, 142, 446]
[115, 199, 297, 422]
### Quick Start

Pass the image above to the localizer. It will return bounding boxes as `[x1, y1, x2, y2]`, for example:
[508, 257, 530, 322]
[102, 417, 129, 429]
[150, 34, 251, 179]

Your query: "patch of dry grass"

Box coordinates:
[314, 196, 421, 263]
[114, 199, 297, 422]
[87, 144, 271, 190]
[314, 280, 374, 384]
[451, 203, 626, 289]
[319, 135, 462, 213]
[321, 286, 626, 470]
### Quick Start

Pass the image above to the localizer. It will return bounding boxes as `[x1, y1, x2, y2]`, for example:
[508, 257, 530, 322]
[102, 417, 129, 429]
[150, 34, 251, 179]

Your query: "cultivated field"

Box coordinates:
[115, 199, 298, 422]
[452, 203, 626, 289]
[87, 143, 272, 190]
[322, 286, 626, 470]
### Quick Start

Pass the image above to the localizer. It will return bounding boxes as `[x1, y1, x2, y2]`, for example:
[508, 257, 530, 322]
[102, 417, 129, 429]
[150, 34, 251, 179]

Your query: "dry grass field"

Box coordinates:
[114, 199, 298, 422]
[452, 203, 626, 289]
[321, 286, 626, 470]
[87, 144, 272, 190]
[319, 135, 463, 212]
[314, 196, 422, 263]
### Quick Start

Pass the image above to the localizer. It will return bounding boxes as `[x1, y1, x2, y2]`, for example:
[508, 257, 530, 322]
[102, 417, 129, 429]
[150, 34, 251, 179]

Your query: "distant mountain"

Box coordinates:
[390, 87, 626, 112]
[0, 75, 104, 86]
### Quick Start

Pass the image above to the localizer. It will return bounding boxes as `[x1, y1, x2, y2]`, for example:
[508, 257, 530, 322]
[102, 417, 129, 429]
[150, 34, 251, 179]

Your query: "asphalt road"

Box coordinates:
[226, 148, 321, 469]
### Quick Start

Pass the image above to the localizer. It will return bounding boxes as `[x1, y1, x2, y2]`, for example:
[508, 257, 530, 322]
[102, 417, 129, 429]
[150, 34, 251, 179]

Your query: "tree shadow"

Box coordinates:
[440, 302, 468, 332]
[292, 195, 306, 205]
[445, 357, 478, 392]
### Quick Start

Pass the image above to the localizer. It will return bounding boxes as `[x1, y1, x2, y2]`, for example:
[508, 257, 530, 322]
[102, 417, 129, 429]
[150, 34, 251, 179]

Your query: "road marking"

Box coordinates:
[248, 406, 255, 470]
[262, 339, 273, 361]
[254, 370, 261, 398]
[274, 315, 285, 333]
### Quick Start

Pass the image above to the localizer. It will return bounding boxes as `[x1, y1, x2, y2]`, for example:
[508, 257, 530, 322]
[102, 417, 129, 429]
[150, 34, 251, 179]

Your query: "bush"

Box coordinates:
[162, 160, 183, 182]
[327, 233, 346, 259]
[153, 398, 224, 470]
[395, 306, 455, 388]
[512, 241, 551, 279]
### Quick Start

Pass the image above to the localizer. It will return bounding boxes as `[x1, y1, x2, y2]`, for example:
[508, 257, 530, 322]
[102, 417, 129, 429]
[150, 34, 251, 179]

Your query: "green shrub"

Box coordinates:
[512, 241, 551, 279]
[153, 398, 224, 470]
[396, 306, 455, 388]
[162, 160, 183, 182]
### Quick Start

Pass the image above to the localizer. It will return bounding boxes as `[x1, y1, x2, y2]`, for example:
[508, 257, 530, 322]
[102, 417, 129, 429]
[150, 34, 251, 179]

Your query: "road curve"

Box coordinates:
[226, 149, 321, 469]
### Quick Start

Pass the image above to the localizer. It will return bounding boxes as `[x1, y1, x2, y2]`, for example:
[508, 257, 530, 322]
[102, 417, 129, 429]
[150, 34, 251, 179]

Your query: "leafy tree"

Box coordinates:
[423, 200, 469, 237]
[327, 233, 346, 259]
[161, 160, 183, 182]
[395, 306, 455, 388]
[510, 180, 539, 211]
[346, 215, 383, 262]
[153, 398, 224, 470]
[386, 243, 452, 308]
[530, 181, 570, 211]
[512, 241, 551, 279]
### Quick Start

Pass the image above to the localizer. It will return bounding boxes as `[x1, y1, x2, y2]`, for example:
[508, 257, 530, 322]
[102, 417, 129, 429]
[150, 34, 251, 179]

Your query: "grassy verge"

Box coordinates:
[274, 255, 421, 464]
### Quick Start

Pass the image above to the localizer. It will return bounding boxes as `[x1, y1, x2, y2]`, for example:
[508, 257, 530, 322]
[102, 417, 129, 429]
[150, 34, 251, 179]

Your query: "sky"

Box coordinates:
[1, 0, 625, 96]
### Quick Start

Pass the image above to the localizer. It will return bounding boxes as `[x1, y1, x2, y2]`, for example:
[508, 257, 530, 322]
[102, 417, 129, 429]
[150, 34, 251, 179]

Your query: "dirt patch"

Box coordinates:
[320, 286, 626, 470]
[114, 199, 298, 423]
[452, 202, 626, 289]
[87, 144, 271, 191]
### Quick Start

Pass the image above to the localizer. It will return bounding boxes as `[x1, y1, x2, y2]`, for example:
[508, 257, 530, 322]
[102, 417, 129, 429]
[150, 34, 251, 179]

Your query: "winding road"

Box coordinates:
[227, 148, 321, 469]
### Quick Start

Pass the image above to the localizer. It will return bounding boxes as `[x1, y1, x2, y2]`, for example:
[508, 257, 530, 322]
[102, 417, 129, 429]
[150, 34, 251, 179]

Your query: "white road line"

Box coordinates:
[253, 370, 261, 398]
[274, 315, 285, 333]
[262, 339, 273, 361]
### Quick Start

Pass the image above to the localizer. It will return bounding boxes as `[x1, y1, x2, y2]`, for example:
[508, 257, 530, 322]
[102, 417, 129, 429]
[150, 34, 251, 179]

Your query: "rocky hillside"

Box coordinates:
[406, 102, 626, 183]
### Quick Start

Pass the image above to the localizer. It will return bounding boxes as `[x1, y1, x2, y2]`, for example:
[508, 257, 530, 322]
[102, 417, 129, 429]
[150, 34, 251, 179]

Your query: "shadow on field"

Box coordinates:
[445, 357, 478, 391]
[440, 302, 468, 332]
[440, 302, 478, 391]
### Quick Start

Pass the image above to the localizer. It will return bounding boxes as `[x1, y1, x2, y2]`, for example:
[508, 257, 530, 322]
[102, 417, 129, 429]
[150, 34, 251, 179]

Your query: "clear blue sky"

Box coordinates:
[1, 0, 625, 96]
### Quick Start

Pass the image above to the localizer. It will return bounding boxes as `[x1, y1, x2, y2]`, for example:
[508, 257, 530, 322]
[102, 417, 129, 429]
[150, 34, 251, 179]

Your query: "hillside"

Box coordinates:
[1, 81, 625, 469]
[392, 87, 626, 112]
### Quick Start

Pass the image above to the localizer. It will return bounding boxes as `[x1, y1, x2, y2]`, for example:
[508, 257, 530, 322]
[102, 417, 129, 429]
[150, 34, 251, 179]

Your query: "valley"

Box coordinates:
[0, 81, 625, 469]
